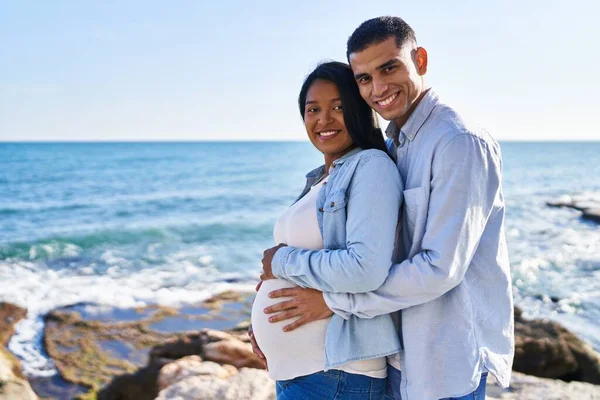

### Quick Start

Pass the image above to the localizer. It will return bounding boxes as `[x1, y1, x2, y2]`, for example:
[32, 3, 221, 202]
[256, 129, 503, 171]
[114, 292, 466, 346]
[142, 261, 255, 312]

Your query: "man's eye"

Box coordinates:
[358, 76, 371, 84]
[384, 66, 396, 73]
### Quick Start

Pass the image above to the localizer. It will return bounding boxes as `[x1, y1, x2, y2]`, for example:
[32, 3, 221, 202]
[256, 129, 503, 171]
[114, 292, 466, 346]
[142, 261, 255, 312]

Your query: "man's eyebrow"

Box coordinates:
[353, 60, 398, 80]
[376, 59, 399, 70]
[354, 72, 370, 80]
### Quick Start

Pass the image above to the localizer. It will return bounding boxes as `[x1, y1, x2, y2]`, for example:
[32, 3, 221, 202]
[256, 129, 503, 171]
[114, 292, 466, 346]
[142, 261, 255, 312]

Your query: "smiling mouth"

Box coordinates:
[376, 92, 399, 109]
[317, 130, 341, 139]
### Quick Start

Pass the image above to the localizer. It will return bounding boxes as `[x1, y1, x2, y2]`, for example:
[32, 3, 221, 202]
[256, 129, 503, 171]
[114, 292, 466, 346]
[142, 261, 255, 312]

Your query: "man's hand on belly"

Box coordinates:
[264, 287, 333, 332]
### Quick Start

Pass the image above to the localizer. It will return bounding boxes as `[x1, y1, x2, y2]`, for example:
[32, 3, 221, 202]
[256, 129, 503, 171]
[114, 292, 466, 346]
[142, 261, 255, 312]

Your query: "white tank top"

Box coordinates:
[251, 178, 387, 381]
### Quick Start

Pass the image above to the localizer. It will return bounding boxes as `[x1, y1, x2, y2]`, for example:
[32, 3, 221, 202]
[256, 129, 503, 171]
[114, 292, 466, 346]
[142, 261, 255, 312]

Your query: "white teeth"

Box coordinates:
[319, 131, 337, 137]
[378, 93, 397, 106]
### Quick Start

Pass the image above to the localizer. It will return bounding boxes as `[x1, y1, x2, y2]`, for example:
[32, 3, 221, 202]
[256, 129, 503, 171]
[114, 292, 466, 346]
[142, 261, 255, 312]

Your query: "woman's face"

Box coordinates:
[303, 80, 354, 162]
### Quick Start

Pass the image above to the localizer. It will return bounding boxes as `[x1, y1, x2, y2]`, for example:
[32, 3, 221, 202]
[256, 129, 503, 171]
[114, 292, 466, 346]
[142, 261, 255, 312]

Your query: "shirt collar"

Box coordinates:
[305, 146, 363, 182]
[385, 88, 439, 144]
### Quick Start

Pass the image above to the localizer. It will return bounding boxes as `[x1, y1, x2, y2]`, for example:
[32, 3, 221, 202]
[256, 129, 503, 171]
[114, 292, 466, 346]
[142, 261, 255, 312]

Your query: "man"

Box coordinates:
[254, 16, 514, 400]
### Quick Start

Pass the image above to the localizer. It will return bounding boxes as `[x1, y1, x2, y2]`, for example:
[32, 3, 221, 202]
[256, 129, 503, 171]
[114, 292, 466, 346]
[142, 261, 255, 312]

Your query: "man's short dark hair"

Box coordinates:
[347, 16, 417, 60]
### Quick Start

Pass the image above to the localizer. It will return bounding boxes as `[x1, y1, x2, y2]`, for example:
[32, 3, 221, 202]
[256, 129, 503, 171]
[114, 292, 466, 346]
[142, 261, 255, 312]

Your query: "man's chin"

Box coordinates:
[376, 109, 402, 122]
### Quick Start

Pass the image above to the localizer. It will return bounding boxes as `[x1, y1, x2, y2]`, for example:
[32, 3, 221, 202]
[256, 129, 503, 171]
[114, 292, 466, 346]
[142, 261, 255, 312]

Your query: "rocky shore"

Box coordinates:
[2, 292, 600, 400]
[0, 303, 37, 400]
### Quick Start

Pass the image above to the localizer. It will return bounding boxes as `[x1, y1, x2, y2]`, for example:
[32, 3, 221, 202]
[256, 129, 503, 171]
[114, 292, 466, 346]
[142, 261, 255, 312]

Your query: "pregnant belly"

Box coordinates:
[251, 279, 330, 380]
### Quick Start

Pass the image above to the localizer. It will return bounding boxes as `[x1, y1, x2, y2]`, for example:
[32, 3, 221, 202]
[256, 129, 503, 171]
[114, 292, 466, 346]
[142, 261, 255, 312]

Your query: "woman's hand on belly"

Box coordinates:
[264, 287, 333, 332]
[248, 324, 268, 370]
[260, 243, 287, 281]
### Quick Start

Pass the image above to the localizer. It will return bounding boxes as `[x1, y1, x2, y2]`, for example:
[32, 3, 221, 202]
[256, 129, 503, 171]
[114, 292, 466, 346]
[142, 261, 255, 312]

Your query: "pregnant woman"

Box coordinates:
[250, 61, 403, 400]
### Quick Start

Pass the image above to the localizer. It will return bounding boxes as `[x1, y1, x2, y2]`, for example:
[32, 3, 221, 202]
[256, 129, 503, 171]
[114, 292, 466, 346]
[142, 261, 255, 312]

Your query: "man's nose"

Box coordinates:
[372, 78, 388, 98]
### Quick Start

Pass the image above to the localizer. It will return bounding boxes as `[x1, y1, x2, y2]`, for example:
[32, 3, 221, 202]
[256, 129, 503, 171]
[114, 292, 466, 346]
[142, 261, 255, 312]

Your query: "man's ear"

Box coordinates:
[414, 47, 428, 75]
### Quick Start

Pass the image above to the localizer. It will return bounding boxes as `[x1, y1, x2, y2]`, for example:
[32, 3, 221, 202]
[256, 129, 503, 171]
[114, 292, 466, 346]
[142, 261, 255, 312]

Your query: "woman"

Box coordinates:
[250, 61, 402, 400]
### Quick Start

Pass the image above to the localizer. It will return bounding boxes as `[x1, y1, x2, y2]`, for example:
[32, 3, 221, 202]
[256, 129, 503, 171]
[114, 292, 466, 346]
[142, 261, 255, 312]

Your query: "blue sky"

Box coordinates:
[1, 0, 598, 141]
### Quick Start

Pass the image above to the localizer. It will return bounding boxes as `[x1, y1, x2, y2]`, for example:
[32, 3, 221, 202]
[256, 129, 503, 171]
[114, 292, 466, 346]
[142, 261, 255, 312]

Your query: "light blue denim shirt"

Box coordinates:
[323, 89, 515, 400]
[271, 148, 403, 369]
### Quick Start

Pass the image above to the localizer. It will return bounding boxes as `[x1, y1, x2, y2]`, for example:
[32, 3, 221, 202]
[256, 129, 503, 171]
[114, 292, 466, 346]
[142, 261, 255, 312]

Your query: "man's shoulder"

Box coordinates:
[428, 101, 499, 151]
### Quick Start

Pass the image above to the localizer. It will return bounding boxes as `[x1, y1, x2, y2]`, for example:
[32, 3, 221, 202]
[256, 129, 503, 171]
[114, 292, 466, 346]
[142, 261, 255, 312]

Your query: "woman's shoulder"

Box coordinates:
[343, 149, 399, 183]
[350, 148, 395, 169]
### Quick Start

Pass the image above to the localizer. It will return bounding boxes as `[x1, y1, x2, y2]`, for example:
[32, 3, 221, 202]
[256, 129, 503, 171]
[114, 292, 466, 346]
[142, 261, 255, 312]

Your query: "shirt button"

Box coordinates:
[318, 207, 324, 212]
[330, 202, 335, 207]
[332, 164, 336, 168]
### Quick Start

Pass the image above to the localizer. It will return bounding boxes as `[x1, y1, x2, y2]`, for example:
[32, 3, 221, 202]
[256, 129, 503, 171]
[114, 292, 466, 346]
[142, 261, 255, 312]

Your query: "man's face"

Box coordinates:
[349, 36, 427, 125]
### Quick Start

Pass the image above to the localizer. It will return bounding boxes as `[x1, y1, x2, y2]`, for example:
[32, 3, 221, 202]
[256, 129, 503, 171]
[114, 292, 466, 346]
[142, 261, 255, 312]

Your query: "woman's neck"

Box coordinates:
[324, 146, 357, 173]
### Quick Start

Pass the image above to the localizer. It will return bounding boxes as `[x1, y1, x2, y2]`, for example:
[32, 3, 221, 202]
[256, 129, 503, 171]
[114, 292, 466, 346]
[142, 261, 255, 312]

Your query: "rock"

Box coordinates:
[514, 307, 600, 384]
[157, 356, 236, 390]
[582, 208, 600, 223]
[151, 329, 264, 370]
[202, 333, 264, 369]
[487, 371, 600, 399]
[155, 357, 274, 400]
[0, 302, 37, 400]
[546, 193, 600, 224]
[40, 290, 253, 399]
[97, 363, 164, 400]
[100, 329, 266, 400]
[95, 293, 254, 400]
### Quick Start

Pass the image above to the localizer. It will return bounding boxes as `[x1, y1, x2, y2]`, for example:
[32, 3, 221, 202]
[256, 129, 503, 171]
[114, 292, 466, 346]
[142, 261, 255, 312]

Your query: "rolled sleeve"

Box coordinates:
[271, 245, 294, 281]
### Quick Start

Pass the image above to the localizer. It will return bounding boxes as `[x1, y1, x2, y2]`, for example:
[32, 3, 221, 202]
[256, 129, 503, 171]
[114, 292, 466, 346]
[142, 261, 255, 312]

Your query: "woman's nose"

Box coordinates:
[318, 111, 333, 125]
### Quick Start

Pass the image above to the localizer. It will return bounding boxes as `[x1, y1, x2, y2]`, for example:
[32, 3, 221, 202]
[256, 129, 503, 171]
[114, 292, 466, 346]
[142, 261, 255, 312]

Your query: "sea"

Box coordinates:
[1, 141, 599, 379]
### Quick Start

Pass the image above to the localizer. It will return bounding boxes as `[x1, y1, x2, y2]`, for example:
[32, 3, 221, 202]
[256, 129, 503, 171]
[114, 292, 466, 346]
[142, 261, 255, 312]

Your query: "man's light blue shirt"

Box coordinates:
[325, 89, 515, 400]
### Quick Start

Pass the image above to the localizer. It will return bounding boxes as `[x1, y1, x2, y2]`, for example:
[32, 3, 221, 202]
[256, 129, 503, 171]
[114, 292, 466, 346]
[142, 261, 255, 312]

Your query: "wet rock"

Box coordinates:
[487, 371, 600, 399]
[43, 304, 170, 393]
[0, 302, 37, 400]
[67, 291, 254, 399]
[155, 356, 274, 400]
[514, 307, 600, 384]
[582, 208, 600, 223]
[547, 194, 600, 224]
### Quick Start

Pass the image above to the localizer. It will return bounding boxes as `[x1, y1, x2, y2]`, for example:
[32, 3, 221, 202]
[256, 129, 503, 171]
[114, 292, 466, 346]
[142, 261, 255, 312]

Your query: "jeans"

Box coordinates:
[384, 366, 488, 400]
[276, 370, 386, 400]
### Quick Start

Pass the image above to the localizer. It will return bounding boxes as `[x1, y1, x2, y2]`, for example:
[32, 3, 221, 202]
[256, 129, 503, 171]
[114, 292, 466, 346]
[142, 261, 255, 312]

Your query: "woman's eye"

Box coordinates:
[307, 107, 319, 113]
[333, 105, 343, 111]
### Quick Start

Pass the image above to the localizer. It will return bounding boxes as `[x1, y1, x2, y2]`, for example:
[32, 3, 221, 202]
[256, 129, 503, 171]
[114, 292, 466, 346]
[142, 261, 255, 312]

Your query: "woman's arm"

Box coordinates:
[269, 153, 403, 294]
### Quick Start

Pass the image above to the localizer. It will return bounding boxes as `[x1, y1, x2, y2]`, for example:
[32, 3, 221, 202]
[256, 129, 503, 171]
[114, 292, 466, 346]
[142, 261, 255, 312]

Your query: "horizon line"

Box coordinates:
[1, 139, 599, 144]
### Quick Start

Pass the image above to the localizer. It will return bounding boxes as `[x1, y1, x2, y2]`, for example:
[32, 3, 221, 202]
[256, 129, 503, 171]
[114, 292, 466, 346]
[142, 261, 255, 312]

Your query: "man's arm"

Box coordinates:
[325, 134, 502, 319]
[270, 154, 402, 294]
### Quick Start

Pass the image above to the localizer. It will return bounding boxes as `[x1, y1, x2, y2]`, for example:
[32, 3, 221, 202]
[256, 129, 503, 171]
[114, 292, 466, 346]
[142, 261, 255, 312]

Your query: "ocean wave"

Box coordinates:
[0, 220, 273, 262]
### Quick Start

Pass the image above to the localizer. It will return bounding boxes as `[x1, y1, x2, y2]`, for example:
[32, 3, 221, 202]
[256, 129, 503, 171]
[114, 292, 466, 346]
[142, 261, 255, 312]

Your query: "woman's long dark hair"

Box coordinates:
[298, 61, 390, 157]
